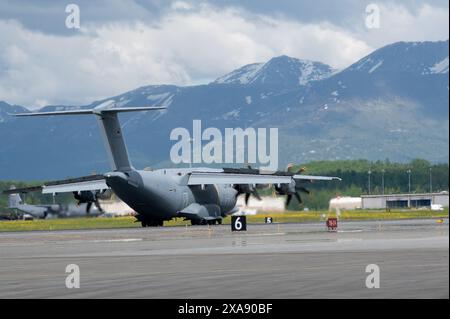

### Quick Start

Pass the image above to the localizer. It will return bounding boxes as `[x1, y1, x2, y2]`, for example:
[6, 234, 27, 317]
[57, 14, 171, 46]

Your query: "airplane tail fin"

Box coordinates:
[12, 101, 166, 172]
[8, 186, 22, 208]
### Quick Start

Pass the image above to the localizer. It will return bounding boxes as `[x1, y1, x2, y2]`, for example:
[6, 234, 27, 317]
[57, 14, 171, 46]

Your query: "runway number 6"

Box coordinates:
[231, 216, 247, 231]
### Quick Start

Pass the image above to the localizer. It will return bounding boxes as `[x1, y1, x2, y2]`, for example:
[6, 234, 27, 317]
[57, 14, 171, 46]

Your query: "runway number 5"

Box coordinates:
[231, 216, 247, 231]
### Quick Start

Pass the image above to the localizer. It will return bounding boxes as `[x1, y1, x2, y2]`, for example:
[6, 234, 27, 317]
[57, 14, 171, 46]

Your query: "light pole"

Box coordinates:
[381, 169, 385, 195]
[368, 169, 372, 195]
[407, 169, 412, 194]
[429, 167, 432, 193]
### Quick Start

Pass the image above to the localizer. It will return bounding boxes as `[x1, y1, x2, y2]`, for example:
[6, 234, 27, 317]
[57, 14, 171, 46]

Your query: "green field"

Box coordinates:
[0, 209, 447, 232]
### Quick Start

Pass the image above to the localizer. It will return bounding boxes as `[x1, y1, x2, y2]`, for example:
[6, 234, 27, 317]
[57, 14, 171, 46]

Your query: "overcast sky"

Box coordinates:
[0, 0, 448, 108]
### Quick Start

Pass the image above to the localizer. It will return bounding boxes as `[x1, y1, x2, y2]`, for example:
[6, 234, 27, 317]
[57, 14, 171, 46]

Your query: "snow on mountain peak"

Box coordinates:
[213, 55, 334, 87]
[214, 63, 264, 85]
[347, 40, 449, 76]
[429, 56, 449, 74]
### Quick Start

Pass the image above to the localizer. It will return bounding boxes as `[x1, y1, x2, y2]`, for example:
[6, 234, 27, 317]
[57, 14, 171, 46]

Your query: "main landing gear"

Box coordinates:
[141, 220, 164, 227]
[190, 219, 222, 226]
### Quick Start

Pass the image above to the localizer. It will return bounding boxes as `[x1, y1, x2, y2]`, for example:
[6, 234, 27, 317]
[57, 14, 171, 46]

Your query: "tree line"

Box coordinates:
[286, 159, 449, 210]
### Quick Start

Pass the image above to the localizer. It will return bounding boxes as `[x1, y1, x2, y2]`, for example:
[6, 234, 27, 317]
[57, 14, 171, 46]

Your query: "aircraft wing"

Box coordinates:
[2, 185, 43, 194]
[2, 175, 109, 195]
[185, 168, 341, 185]
[293, 174, 342, 182]
[187, 172, 292, 185]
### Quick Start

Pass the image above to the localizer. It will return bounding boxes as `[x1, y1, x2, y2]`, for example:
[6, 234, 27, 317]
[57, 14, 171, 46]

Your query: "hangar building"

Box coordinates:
[361, 192, 449, 209]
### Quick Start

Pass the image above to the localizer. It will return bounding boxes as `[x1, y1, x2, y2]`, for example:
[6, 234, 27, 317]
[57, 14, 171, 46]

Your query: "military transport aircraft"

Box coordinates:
[3, 101, 341, 227]
[7, 186, 108, 219]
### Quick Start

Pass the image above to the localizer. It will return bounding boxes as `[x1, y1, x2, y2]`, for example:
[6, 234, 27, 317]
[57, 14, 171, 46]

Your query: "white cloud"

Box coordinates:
[171, 1, 193, 11]
[360, 3, 449, 46]
[0, 2, 447, 108]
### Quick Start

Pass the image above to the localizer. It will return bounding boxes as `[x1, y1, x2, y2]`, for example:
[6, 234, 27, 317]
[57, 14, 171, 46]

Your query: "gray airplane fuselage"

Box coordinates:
[105, 168, 238, 221]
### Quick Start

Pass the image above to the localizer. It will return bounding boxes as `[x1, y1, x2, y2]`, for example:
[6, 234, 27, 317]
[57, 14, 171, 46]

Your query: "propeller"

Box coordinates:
[286, 163, 306, 174]
[93, 198, 104, 213]
[284, 187, 310, 206]
[285, 192, 302, 207]
[86, 201, 93, 213]
[235, 184, 262, 206]
[73, 190, 109, 214]
[234, 164, 264, 206]
[276, 164, 311, 207]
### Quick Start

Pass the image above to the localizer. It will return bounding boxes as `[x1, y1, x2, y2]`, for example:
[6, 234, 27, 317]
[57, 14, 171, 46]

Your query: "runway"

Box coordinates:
[0, 219, 448, 298]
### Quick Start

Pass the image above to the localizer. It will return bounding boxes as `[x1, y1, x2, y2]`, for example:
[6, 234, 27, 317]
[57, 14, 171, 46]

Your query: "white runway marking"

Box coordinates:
[337, 238, 363, 242]
[337, 229, 364, 233]
[89, 238, 143, 243]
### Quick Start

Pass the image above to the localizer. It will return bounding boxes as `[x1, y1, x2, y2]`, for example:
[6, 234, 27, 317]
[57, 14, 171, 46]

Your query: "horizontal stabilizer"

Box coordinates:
[11, 106, 166, 117]
[10, 100, 167, 172]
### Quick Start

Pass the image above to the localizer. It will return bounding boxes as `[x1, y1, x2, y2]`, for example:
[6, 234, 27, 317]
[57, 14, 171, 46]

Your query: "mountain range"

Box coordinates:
[0, 40, 448, 180]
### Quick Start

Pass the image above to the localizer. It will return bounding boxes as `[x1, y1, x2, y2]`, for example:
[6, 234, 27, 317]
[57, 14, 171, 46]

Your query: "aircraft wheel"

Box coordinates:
[217, 219, 222, 225]
[141, 221, 147, 227]
[147, 220, 159, 227]
[158, 220, 164, 227]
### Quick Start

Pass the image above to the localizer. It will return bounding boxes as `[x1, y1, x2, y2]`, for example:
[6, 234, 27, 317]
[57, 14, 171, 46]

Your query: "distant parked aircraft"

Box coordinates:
[7, 186, 107, 219]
